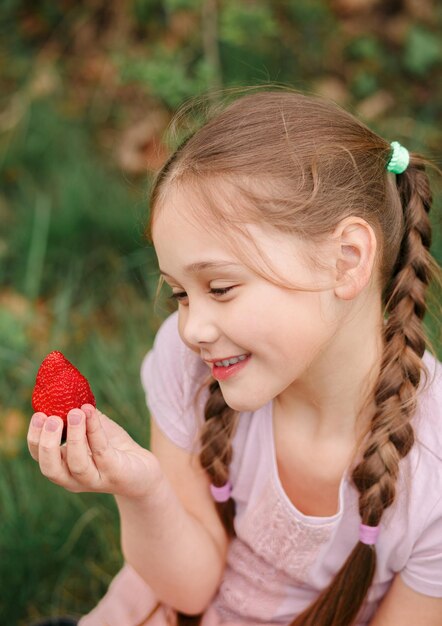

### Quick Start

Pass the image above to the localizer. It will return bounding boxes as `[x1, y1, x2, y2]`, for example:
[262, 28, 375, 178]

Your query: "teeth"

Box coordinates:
[215, 354, 249, 367]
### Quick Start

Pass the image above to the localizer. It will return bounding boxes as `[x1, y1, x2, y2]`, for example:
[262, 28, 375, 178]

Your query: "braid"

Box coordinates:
[199, 379, 238, 538]
[353, 162, 433, 523]
[289, 159, 437, 626]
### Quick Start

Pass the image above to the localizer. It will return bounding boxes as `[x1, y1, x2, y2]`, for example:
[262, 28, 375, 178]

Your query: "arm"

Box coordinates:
[369, 575, 442, 626]
[117, 417, 229, 614]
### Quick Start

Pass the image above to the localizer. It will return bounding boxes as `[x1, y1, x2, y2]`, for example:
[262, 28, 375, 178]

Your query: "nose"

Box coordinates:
[179, 301, 220, 346]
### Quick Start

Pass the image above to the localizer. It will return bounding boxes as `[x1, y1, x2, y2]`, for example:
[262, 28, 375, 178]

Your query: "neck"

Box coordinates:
[274, 296, 384, 442]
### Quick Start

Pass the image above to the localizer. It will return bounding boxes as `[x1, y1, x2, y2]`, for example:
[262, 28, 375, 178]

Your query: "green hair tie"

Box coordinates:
[386, 141, 410, 174]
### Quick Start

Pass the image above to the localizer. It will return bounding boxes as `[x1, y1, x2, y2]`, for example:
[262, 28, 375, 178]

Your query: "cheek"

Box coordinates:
[253, 290, 336, 359]
[284, 299, 339, 366]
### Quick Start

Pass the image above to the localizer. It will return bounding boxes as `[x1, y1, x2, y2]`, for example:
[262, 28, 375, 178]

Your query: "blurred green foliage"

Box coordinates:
[0, 0, 441, 623]
[404, 25, 442, 76]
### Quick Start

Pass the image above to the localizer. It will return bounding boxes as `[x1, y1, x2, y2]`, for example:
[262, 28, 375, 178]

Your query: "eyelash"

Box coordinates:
[168, 287, 235, 302]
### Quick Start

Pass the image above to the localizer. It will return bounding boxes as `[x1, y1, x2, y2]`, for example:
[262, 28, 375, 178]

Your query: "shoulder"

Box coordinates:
[398, 349, 442, 546]
[145, 310, 184, 354]
[140, 311, 210, 452]
[412, 349, 442, 463]
[141, 310, 206, 379]
[140, 311, 185, 397]
[374, 353, 442, 601]
[391, 350, 442, 532]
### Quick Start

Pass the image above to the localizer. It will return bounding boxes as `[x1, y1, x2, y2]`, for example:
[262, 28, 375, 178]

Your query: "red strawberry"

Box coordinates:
[32, 351, 96, 428]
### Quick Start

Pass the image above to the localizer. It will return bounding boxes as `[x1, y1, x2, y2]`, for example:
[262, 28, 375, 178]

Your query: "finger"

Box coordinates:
[65, 409, 96, 483]
[28, 412, 48, 461]
[82, 403, 95, 414]
[83, 406, 117, 472]
[38, 415, 71, 484]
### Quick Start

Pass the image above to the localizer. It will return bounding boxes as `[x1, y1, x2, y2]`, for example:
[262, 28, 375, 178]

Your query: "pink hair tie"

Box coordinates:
[210, 481, 232, 502]
[359, 524, 380, 545]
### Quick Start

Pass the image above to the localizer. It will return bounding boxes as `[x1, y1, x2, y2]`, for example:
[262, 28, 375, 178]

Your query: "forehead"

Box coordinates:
[151, 185, 317, 283]
[151, 195, 232, 260]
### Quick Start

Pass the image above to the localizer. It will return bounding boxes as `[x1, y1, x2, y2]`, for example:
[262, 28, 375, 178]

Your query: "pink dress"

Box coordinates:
[79, 312, 442, 626]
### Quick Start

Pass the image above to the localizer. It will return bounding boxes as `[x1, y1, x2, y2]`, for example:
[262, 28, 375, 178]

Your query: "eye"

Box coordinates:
[168, 286, 235, 302]
[210, 286, 235, 297]
[168, 291, 187, 302]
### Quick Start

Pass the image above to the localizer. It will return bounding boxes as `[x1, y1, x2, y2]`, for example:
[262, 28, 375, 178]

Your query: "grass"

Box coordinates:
[0, 455, 121, 623]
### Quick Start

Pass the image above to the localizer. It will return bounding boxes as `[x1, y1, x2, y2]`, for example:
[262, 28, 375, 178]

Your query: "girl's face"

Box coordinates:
[151, 193, 344, 413]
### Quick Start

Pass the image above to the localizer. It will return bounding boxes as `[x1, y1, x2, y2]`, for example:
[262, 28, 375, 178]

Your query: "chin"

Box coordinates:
[222, 395, 269, 413]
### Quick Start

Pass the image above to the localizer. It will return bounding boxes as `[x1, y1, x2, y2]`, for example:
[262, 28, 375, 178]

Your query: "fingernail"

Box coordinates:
[82, 405, 93, 418]
[32, 413, 45, 428]
[68, 410, 83, 425]
[45, 417, 60, 432]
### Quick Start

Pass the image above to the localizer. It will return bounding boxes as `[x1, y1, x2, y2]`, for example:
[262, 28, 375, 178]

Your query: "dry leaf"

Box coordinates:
[117, 110, 171, 174]
[0, 408, 27, 457]
[357, 91, 395, 120]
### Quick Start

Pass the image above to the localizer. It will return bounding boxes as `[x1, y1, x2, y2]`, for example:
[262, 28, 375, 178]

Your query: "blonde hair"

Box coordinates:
[146, 87, 441, 626]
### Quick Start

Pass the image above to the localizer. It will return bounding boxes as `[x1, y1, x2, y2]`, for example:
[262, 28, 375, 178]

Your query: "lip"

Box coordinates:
[204, 353, 251, 364]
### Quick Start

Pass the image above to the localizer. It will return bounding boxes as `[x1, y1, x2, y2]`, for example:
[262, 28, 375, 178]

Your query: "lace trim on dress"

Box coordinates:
[213, 478, 335, 622]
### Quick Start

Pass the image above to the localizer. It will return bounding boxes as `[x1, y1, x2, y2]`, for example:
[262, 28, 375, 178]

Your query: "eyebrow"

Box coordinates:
[159, 261, 243, 278]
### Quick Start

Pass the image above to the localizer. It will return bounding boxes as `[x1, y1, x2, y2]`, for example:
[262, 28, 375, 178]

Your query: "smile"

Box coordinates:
[212, 354, 251, 381]
[214, 354, 249, 367]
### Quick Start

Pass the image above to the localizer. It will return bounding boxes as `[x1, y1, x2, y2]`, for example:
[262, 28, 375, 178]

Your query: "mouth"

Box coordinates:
[205, 353, 251, 367]
[210, 354, 252, 381]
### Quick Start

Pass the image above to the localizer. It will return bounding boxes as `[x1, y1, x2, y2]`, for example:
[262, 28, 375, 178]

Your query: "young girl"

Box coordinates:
[28, 89, 442, 626]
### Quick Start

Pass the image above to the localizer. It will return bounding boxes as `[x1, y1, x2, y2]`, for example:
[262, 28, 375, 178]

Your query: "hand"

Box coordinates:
[27, 404, 162, 499]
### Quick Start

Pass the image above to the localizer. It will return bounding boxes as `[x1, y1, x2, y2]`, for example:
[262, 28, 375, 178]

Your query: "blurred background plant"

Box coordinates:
[0, 0, 441, 623]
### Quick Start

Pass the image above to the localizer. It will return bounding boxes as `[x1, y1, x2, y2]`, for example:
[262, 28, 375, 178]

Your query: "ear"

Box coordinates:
[331, 217, 378, 301]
